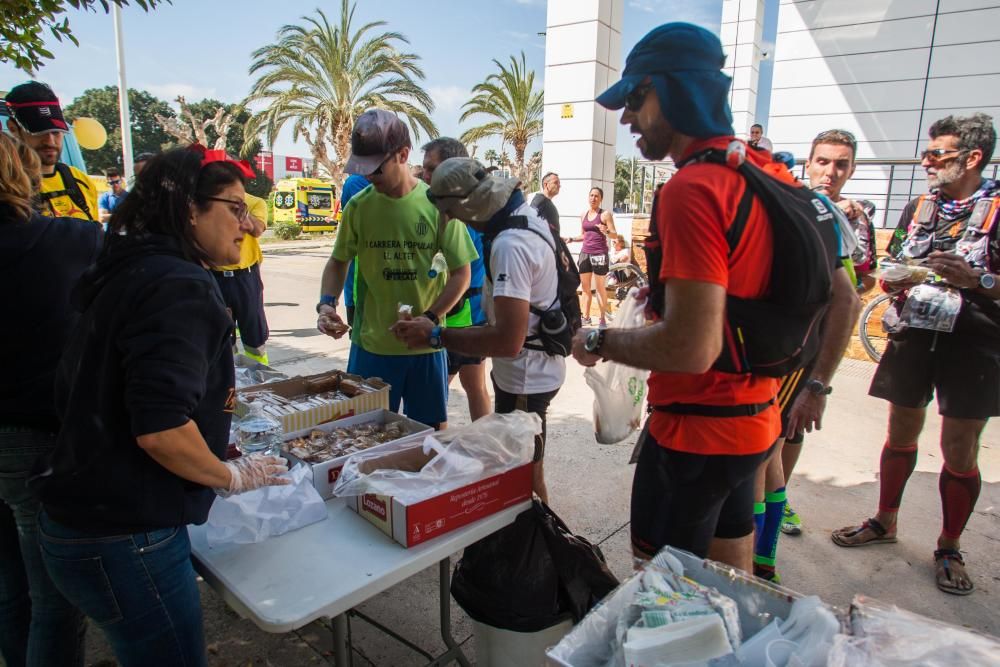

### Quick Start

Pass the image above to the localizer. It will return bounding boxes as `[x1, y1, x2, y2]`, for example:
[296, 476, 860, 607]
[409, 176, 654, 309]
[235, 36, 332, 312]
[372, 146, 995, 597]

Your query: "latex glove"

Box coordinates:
[216, 454, 290, 497]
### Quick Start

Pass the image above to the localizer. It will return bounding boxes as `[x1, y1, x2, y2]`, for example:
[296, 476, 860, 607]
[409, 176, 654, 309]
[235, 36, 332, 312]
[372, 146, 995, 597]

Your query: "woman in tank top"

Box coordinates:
[566, 186, 618, 326]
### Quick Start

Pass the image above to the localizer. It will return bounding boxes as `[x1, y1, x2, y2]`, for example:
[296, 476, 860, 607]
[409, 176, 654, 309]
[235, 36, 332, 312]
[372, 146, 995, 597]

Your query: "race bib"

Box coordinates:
[899, 284, 962, 332]
[589, 254, 607, 266]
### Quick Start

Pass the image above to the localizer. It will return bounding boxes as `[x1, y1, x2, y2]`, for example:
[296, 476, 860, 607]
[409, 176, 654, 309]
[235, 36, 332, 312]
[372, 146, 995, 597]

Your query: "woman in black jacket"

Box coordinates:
[0, 132, 98, 667]
[32, 146, 288, 667]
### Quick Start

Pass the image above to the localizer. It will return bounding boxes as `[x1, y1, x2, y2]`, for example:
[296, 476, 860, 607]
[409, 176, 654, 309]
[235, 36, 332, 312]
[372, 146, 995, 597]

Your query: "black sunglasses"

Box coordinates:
[205, 196, 248, 222]
[368, 152, 397, 177]
[624, 84, 654, 112]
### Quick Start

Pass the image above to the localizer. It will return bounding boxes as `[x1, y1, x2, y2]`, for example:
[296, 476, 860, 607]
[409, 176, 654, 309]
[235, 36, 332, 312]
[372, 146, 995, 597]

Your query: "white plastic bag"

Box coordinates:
[206, 464, 327, 546]
[585, 289, 650, 444]
[332, 411, 540, 503]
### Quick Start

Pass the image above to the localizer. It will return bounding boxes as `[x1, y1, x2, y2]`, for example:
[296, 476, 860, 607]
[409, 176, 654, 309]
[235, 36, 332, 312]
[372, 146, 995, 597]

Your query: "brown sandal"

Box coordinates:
[935, 549, 975, 596]
[831, 518, 897, 547]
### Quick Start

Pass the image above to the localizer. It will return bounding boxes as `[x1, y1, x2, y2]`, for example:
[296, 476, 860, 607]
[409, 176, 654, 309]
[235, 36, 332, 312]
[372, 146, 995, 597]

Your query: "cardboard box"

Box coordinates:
[349, 446, 533, 547]
[236, 370, 390, 433]
[281, 410, 433, 499]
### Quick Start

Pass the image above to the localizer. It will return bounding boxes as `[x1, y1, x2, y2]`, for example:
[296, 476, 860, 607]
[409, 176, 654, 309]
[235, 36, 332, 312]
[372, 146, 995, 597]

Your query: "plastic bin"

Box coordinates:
[474, 617, 574, 667]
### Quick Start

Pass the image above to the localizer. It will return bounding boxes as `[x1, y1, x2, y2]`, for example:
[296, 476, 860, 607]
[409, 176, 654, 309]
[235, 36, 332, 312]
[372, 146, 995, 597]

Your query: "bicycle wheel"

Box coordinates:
[607, 262, 648, 302]
[859, 293, 893, 362]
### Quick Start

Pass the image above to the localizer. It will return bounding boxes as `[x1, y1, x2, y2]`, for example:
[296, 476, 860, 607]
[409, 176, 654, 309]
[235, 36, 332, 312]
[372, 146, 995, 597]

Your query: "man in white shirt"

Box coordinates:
[392, 158, 566, 502]
[748, 123, 773, 152]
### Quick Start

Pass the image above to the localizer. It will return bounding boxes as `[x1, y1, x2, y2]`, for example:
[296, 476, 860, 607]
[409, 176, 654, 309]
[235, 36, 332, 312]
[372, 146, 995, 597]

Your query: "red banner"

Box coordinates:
[254, 151, 273, 180]
[285, 156, 304, 172]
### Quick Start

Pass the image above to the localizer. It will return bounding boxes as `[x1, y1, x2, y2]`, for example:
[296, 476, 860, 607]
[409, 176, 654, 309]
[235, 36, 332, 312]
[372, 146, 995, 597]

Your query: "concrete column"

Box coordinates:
[541, 0, 623, 236]
[721, 0, 766, 135]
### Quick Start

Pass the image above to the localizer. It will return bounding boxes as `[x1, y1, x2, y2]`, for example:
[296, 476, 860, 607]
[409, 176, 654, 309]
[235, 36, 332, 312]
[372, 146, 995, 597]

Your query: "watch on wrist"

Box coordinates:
[583, 329, 606, 355]
[422, 310, 440, 325]
[979, 272, 997, 290]
[316, 294, 338, 313]
[429, 325, 444, 350]
[804, 379, 832, 396]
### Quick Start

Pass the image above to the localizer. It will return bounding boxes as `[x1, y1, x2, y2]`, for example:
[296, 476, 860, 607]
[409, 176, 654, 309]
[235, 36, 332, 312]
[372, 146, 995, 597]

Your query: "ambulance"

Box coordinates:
[272, 177, 340, 233]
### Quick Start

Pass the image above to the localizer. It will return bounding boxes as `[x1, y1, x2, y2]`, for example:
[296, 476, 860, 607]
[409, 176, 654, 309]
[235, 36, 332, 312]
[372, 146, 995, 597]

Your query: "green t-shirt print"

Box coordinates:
[332, 180, 478, 355]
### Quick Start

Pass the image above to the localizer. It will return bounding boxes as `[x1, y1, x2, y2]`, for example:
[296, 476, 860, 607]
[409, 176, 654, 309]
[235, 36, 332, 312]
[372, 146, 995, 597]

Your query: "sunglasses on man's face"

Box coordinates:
[369, 152, 398, 177]
[108, 179, 121, 186]
[624, 84, 654, 113]
[921, 148, 963, 163]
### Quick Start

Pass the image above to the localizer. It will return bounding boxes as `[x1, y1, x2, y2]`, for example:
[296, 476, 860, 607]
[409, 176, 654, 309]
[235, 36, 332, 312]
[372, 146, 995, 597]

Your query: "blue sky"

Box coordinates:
[1, 0, 742, 162]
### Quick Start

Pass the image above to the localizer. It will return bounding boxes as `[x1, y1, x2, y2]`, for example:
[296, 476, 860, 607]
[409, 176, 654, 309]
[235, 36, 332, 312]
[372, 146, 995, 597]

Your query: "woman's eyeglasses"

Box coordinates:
[624, 84, 653, 112]
[206, 196, 249, 222]
[921, 148, 963, 163]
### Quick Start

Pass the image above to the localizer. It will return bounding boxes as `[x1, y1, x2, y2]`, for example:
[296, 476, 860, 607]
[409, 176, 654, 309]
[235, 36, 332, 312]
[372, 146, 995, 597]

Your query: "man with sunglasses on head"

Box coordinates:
[569, 23, 849, 572]
[98, 169, 128, 228]
[833, 114, 1000, 597]
[210, 183, 271, 365]
[5, 81, 99, 222]
[318, 110, 476, 430]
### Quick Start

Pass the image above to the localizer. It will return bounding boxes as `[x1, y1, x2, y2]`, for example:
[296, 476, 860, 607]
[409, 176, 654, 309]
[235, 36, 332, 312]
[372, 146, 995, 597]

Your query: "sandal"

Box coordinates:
[934, 549, 975, 596]
[831, 518, 897, 547]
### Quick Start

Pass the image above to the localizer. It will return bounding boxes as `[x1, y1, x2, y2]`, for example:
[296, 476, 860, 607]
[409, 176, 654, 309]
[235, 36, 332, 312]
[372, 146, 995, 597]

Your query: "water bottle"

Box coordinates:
[236, 403, 283, 457]
[428, 252, 448, 278]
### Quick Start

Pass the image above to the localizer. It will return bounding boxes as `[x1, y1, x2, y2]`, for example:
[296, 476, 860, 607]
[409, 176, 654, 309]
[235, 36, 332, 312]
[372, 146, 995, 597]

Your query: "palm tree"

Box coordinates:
[460, 52, 543, 181]
[483, 149, 499, 168]
[242, 0, 437, 184]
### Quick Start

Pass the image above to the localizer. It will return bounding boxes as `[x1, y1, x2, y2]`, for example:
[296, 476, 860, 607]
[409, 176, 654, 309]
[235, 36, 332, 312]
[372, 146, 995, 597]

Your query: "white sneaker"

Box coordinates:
[581, 316, 593, 326]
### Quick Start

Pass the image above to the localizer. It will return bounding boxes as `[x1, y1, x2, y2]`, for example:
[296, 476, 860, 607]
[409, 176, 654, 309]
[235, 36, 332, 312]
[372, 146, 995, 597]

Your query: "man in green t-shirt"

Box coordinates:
[317, 110, 477, 428]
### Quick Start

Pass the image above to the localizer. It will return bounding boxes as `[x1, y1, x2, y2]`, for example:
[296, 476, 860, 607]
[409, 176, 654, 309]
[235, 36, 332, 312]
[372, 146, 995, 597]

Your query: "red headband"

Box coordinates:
[189, 143, 255, 179]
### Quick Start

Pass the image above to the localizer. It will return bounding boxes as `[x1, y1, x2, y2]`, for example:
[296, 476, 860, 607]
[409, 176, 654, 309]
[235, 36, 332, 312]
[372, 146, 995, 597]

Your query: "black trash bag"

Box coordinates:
[451, 500, 619, 632]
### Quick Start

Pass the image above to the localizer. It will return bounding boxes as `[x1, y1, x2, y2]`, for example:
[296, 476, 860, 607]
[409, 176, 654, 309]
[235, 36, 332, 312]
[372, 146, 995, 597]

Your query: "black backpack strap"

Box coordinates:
[725, 185, 755, 253]
[651, 399, 775, 417]
[43, 163, 95, 221]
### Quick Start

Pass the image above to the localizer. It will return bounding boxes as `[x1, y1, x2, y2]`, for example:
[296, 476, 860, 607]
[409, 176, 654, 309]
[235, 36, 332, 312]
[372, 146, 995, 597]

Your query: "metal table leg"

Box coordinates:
[437, 558, 471, 667]
[331, 613, 351, 667]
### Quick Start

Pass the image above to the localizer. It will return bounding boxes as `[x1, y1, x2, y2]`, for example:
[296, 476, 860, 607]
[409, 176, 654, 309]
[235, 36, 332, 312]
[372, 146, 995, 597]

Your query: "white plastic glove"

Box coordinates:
[216, 454, 290, 497]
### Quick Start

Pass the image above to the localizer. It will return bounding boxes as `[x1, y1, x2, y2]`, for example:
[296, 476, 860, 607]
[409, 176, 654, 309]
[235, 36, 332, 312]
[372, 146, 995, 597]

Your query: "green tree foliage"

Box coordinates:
[64, 86, 174, 172]
[243, 0, 436, 185]
[614, 155, 640, 211]
[460, 52, 542, 180]
[483, 149, 498, 167]
[0, 0, 168, 73]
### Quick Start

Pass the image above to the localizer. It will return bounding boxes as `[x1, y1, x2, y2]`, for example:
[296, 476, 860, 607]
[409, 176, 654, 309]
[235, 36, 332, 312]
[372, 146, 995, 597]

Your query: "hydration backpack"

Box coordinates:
[37, 163, 95, 221]
[645, 143, 839, 382]
[484, 215, 582, 356]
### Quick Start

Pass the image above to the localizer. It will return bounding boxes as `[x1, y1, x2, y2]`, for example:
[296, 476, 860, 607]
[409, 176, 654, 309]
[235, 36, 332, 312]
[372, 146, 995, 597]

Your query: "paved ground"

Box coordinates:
[82, 240, 1000, 666]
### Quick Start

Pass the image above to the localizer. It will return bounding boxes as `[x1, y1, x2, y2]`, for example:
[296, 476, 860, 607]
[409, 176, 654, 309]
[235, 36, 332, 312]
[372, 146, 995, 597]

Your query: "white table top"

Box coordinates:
[188, 498, 531, 633]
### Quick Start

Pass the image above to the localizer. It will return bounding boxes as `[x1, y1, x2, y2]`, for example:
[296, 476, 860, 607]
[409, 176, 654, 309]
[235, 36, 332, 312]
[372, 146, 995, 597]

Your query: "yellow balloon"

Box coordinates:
[73, 117, 107, 150]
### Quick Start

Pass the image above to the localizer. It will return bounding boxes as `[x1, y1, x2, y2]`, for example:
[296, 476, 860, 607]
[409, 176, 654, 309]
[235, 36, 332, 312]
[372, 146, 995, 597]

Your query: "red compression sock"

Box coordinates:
[878, 444, 918, 513]
[939, 465, 982, 540]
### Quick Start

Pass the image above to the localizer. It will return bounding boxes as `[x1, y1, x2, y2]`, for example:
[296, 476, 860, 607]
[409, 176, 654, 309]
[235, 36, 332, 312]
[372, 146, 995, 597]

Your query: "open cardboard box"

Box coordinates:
[281, 410, 433, 499]
[348, 444, 533, 548]
[236, 370, 390, 433]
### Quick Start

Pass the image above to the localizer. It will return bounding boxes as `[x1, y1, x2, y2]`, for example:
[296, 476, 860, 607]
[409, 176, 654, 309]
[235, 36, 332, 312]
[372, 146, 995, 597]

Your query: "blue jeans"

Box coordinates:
[38, 512, 207, 667]
[0, 427, 85, 667]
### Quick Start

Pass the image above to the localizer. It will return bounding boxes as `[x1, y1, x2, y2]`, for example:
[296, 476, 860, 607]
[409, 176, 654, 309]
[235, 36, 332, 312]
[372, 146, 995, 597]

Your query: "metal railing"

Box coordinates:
[632, 157, 1000, 228]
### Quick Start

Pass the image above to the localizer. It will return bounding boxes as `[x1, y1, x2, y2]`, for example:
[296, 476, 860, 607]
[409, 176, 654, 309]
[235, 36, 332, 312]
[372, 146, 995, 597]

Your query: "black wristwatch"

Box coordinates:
[422, 310, 440, 325]
[584, 329, 606, 355]
[316, 294, 338, 313]
[804, 379, 832, 396]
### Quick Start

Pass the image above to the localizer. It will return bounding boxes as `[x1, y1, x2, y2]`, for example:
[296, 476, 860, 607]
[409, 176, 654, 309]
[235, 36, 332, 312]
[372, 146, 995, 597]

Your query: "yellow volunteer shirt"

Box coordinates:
[40, 165, 99, 222]
[218, 192, 267, 270]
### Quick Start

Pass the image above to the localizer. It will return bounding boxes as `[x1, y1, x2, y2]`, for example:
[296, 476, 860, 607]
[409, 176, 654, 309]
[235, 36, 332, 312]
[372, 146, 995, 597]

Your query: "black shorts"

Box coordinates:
[777, 363, 814, 443]
[578, 251, 609, 276]
[492, 377, 558, 462]
[447, 349, 484, 376]
[212, 263, 268, 349]
[630, 423, 774, 558]
[870, 328, 1000, 420]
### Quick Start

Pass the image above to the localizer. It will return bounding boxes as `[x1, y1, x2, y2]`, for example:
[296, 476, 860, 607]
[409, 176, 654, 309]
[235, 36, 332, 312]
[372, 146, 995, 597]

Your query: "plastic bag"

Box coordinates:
[451, 499, 619, 632]
[827, 595, 1000, 667]
[585, 288, 650, 444]
[332, 411, 539, 503]
[205, 464, 327, 546]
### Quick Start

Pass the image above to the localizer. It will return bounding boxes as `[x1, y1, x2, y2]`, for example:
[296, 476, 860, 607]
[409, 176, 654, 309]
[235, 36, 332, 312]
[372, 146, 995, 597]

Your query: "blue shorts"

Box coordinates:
[348, 345, 449, 427]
